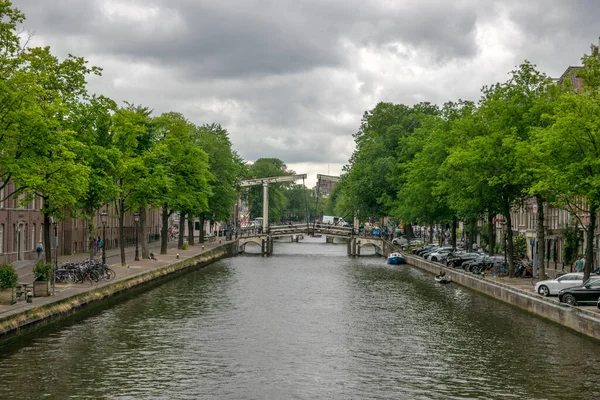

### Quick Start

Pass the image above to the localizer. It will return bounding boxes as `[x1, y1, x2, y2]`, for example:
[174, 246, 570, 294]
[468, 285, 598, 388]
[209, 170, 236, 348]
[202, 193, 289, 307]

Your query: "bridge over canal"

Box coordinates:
[237, 223, 395, 256]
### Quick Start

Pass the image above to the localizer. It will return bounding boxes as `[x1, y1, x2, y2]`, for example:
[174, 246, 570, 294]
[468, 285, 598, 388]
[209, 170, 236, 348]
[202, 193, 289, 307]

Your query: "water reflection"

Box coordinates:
[0, 238, 599, 400]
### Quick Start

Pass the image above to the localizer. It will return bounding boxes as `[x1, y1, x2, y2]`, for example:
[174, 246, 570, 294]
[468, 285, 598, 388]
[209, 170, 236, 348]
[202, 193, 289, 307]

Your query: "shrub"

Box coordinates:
[182, 243, 189, 250]
[33, 260, 53, 281]
[0, 262, 18, 289]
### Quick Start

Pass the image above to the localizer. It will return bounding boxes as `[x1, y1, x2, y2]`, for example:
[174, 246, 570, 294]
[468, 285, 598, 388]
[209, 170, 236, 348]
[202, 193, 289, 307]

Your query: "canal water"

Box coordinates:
[1, 238, 599, 399]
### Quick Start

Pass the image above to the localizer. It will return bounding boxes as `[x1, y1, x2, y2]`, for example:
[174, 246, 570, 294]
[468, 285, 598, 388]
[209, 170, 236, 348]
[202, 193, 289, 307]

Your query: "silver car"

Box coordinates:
[535, 272, 584, 296]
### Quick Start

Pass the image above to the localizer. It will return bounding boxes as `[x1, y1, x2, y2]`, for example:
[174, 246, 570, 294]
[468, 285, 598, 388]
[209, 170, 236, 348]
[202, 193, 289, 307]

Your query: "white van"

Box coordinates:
[322, 216, 349, 226]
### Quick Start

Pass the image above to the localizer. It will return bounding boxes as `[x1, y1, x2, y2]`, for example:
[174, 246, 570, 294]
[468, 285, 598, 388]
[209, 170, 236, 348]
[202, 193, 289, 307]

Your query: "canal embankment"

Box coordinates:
[406, 253, 600, 340]
[0, 240, 238, 345]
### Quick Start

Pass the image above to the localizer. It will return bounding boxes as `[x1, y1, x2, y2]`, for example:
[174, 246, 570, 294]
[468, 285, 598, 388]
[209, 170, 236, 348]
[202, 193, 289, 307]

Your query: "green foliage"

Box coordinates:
[182, 243, 189, 250]
[246, 158, 291, 222]
[33, 260, 53, 281]
[512, 234, 527, 260]
[340, 102, 439, 220]
[0, 262, 18, 289]
[195, 124, 243, 221]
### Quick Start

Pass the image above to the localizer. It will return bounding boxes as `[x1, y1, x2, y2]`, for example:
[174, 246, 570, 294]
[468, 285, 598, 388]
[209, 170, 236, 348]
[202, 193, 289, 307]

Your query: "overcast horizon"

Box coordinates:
[14, 0, 600, 187]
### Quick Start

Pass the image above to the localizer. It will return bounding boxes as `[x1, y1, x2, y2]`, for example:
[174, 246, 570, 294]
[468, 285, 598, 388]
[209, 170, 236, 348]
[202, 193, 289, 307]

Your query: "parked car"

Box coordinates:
[401, 239, 424, 251]
[534, 272, 584, 297]
[558, 277, 600, 306]
[392, 236, 408, 246]
[463, 255, 505, 273]
[412, 244, 438, 256]
[420, 246, 443, 259]
[426, 247, 453, 262]
[446, 252, 480, 268]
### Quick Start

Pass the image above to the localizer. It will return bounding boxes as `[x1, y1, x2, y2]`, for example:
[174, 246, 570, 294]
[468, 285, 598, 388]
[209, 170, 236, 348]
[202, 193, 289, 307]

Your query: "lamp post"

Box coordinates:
[49, 216, 57, 296]
[101, 210, 108, 266]
[134, 212, 140, 261]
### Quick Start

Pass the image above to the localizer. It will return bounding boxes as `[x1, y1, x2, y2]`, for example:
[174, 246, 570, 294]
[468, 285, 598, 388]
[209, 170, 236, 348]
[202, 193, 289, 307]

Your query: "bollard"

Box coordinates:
[176, 254, 180, 259]
[26, 291, 33, 303]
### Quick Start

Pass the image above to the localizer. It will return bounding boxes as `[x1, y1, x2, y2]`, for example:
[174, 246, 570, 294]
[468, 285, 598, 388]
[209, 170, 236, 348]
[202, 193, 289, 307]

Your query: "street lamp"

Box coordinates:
[134, 212, 140, 261]
[49, 216, 57, 296]
[101, 210, 108, 266]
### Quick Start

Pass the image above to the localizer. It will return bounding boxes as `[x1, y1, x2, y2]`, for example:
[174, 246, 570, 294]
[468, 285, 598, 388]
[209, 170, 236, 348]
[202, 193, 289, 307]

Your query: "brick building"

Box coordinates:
[0, 182, 163, 264]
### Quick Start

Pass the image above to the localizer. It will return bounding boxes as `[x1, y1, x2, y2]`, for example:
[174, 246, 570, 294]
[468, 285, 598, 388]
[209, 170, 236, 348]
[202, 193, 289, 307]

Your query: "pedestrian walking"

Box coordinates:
[97, 236, 104, 252]
[575, 256, 584, 272]
[36, 241, 43, 259]
[93, 238, 98, 255]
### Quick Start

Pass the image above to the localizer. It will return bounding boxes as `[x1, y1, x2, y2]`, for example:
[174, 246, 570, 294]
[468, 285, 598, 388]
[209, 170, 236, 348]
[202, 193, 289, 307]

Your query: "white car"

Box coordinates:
[535, 272, 584, 297]
[426, 248, 453, 262]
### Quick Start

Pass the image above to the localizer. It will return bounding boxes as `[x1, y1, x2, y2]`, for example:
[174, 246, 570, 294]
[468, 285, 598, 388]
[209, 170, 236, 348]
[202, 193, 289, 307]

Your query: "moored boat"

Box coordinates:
[387, 252, 406, 265]
[435, 274, 451, 284]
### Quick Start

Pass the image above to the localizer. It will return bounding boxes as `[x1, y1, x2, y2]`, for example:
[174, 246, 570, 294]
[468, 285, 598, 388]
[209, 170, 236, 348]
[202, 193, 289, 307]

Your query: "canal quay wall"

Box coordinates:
[405, 254, 600, 341]
[0, 241, 238, 345]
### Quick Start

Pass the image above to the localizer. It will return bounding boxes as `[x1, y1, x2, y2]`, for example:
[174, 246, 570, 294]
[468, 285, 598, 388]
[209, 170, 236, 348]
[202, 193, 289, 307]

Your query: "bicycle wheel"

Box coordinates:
[104, 269, 116, 280]
[66, 271, 77, 284]
[88, 270, 100, 283]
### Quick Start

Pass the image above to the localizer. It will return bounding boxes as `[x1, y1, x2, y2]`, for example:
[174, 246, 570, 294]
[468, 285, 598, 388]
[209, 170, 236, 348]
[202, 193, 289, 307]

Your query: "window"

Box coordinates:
[31, 224, 36, 250]
[0, 224, 3, 253]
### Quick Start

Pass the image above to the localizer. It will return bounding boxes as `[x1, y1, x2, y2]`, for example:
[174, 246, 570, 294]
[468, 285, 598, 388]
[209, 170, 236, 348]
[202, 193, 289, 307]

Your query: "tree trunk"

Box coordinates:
[161, 205, 169, 254]
[429, 225, 433, 244]
[583, 203, 597, 282]
[451, 216, 457, 250]
[505, 207, 515, 278]
[535, 195, 545, 279]
[188, 215, 195, 246]
[43, 201, 52, 263]
[88, 208, 95, 260]
[470, 220, 477, 252]
[140, 207, 149, 259]
[487, 213, 495, 256]
[199, 213, 205, 244]
[404, 223, 415, 239]
[178, 213, 186, 249]
[119, 198, 126, 266]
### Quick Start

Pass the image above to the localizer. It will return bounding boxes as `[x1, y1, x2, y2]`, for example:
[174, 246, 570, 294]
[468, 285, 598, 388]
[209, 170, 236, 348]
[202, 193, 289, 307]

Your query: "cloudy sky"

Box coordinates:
[15, 0, 600, 186]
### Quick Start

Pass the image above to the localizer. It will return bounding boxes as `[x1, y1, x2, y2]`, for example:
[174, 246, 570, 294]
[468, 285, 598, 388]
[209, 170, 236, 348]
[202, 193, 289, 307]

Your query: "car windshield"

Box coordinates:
[582, 277, 600, 287]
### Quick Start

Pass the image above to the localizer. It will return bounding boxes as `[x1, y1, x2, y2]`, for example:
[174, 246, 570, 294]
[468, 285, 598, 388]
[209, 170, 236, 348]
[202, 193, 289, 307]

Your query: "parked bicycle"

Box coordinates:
[54, 259, 116, 285]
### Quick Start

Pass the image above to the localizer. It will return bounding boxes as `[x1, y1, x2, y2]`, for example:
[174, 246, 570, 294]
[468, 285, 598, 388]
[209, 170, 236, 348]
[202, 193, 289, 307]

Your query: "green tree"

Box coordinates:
[194, 124, 243, 243]
[111, 104, 159, 264]
[70, 95, 119, 258]
[246, 158, 291, 224]
[530, 53, 600, 281]
[153, 112, 211, 254]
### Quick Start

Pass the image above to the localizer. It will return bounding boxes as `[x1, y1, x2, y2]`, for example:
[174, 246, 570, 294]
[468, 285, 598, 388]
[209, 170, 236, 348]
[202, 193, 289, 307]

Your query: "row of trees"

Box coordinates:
[0, 2, 244, 265]
[336, 51, 600, 281]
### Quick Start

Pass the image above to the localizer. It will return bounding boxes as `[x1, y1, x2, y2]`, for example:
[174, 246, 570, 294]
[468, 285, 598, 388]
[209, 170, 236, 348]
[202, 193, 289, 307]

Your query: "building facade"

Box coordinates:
[0, 182, 163, 264]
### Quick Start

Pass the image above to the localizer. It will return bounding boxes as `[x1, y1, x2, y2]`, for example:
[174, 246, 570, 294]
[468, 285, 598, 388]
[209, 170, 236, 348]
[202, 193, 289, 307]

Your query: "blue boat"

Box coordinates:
[387, 252, 406, 265]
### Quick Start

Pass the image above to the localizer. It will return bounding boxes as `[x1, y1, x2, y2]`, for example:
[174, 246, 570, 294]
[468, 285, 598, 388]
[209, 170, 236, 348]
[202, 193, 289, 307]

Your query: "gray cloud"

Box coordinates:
[14, 0, 600, 184]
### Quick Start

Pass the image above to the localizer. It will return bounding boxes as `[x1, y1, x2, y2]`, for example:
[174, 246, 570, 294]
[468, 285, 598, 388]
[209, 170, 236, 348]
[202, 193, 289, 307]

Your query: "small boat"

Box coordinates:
[435, 274, 452, 284]
[387, 252, 406, 265]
